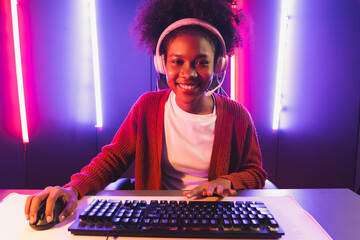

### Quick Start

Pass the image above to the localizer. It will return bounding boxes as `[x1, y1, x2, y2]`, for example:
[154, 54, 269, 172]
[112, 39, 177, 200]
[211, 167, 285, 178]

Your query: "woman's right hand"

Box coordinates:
[24, 186, 78, 224]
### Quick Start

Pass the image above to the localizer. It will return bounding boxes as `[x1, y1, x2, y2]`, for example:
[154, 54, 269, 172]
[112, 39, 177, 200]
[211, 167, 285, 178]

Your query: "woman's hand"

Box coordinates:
[183, 178, 237, 198]
[25, 186, 78, 224]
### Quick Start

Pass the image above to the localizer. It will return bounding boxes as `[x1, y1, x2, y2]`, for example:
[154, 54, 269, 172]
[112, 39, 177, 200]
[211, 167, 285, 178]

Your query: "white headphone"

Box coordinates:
[153, 18, 229, 96]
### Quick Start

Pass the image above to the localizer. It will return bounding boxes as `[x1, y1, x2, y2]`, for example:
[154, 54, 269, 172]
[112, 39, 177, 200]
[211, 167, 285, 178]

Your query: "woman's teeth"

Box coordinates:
[178, 83, 198, 89]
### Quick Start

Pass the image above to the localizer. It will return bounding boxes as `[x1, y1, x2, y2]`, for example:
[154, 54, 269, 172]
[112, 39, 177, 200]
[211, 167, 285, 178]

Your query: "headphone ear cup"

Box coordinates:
[154, 54, 166, 74]
[214, 55, 229, 74]
[154, 55, 161, 73]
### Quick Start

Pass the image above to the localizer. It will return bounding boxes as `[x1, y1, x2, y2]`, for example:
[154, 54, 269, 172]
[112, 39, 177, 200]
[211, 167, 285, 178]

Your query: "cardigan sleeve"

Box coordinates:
[219, 119, 267, 190]
[63, 97, 142, 198]
[214, 97, 267, 190]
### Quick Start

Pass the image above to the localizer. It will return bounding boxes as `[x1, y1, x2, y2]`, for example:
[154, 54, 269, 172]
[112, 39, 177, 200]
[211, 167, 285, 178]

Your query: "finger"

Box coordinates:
[28, 194, 46, 224]
[185, 186, 204, 198]
[205, 184, 216, 196]
[183, 191, 190, 197]
[216, 185, 224, 195]
[25, 196, 33, 220]
[45, 186, 63, 222]
[59, 199, 77, 222]
[224, 188, 237, 195]
[218, 188, 237, 198]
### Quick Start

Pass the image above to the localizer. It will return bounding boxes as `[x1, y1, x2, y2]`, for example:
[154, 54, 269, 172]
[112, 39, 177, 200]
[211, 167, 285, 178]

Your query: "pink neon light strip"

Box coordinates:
[230, 2, 237, 101]
[230, 56, 236, 100]
[89, 0, 103, 129]
[230, 0, 245, 103]
[10, 0, 29, 143]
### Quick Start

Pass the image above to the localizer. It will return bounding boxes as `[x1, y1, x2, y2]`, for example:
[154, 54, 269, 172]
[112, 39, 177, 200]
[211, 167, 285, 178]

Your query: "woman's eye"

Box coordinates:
[172, 59, 183, 65]
[196, 60, 209, 66]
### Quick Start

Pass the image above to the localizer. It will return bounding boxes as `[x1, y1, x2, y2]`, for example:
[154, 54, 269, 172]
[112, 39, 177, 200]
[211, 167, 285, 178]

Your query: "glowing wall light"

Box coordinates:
[272, 0, 290, 131]
[230, 1, 238, 101]
[229, 0, 245, 104]
[10, 0, 29, 143]
[88, 0, 103, 129]
[230, 55, 236, 101]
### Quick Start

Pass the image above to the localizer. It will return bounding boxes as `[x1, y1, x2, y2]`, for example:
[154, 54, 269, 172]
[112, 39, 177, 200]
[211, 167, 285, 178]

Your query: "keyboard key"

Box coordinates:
[223, 219, 232, 228]
[169, 218, 178, 226]
[141, 218, 151, 225]
[251, 219, 260, 228]
[200, 219, 209, 227]
[210, 219, 219, 227]
[151, 218, 160, 225]
[130, 218, 139, 225]
[242, 219, 251, 228]
[160, 219, 168, 225]
[182, 219, 191, 226]
[269, 219, 279, 228]
[232, 219, 241, 228]
[121, 218, 130, 224]
[192, 219, 200, 227]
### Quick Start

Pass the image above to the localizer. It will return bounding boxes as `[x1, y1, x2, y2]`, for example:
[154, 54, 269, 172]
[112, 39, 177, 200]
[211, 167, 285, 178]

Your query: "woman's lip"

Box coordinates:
[177, 83, 200, 90]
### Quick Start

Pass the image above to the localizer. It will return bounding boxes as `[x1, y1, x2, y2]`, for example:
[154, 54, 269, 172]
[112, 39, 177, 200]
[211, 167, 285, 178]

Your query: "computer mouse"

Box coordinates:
[29, 198, 66, 230]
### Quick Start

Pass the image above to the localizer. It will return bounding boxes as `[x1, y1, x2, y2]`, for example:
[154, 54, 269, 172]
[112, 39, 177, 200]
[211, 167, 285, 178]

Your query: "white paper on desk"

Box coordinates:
[0, 193, 332, 240]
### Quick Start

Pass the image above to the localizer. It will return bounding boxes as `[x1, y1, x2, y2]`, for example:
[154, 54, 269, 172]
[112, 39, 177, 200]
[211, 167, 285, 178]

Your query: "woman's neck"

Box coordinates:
[175, 93, 214, 115]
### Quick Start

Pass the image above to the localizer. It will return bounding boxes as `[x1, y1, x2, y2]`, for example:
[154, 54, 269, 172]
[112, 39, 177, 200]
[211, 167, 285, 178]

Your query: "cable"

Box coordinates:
[150, 56, 153, 91]
[24, 143, 28, 188]
[207, 73, 229, 98]
[353, 98, 360, 192]
[205, 71, 227, 97]
[95, 127, 99, 154]
[275, 120, 281, 186]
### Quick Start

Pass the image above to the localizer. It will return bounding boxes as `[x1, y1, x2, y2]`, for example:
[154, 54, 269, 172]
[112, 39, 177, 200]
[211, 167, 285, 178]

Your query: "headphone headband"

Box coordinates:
[154, 18, 228, 75]
[155, 18, 227, 60]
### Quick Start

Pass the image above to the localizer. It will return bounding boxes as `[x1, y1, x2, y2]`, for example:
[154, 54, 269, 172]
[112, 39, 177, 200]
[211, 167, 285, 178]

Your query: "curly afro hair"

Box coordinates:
[132, 0, 245, 56]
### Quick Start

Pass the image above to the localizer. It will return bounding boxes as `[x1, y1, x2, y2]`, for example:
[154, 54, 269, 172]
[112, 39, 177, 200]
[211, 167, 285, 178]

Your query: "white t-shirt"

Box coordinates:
[161, 91, 216, 190]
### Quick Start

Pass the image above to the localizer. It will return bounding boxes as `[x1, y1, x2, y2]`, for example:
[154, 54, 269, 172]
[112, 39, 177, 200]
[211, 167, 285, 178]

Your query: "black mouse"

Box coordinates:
[30, 198, 66, 230]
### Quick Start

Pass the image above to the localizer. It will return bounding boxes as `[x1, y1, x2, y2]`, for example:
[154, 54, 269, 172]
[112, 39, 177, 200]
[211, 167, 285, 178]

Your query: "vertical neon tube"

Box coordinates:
[89, 0, 103, 129]
[272, 0, 290, 131]
[10, 0, 29, 143]
[230, 0, 245, 104]
[230, 56, 236, 101]
[230, 2, 237, 101]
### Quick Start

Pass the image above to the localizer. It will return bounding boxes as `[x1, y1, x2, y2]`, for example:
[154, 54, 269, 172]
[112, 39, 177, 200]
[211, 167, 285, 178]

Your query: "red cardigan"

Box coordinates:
[64, 90, 267, 198]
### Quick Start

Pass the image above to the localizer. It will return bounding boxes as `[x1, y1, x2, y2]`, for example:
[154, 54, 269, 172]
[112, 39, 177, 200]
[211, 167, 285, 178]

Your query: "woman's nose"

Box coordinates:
[180, 63, 197, 78]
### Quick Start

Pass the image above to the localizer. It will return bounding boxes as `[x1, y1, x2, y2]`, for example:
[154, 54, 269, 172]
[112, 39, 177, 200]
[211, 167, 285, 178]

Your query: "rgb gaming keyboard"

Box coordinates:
[68, 199, 285, 238]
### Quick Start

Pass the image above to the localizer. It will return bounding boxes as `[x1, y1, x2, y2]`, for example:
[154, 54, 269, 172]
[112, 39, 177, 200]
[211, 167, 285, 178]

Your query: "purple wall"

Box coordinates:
[0, 0, 150, 188]
[245, 0, 360, 189]
[0, 0, 359, 190]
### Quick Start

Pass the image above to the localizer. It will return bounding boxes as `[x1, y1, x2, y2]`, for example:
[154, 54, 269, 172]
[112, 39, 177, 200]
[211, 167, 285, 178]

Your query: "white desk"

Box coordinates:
[1, 189, 359, 239]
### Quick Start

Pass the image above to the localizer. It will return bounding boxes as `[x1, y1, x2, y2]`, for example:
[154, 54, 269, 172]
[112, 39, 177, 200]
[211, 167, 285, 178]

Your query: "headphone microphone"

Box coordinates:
[154, 18, 229, 96]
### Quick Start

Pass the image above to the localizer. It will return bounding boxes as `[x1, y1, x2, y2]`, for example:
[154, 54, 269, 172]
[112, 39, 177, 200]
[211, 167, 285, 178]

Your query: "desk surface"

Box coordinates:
[1, 188, 359, 239]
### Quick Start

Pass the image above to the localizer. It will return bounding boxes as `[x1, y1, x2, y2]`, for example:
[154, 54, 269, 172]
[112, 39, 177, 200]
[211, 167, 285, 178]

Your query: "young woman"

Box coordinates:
[25, 0, 266, 225]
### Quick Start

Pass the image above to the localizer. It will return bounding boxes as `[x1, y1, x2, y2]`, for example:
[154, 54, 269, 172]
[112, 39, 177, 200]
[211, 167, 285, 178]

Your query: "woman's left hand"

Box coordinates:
[183, 178, 237, 198]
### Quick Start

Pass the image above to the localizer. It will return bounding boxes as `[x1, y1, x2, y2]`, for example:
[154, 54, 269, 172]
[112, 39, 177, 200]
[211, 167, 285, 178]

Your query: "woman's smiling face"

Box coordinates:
[165, 34, 215, 114]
